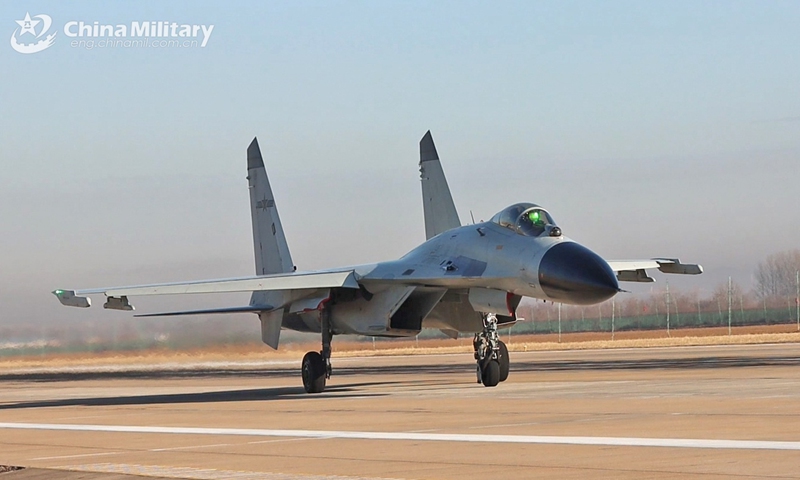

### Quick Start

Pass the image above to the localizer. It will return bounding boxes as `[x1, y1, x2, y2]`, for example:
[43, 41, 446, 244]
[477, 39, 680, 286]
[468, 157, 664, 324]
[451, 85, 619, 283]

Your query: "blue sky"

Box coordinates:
[2, 1, 800, 325]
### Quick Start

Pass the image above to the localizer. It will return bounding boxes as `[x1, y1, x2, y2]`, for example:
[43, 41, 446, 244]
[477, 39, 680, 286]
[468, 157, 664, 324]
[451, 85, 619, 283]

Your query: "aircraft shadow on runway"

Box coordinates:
[0, 362, 474, 383]
[0, 382, 398, 410]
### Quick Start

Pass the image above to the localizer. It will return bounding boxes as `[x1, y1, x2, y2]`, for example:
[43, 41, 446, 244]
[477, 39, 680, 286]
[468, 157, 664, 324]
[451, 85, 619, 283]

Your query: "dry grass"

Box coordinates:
[1, 324, 798, 371]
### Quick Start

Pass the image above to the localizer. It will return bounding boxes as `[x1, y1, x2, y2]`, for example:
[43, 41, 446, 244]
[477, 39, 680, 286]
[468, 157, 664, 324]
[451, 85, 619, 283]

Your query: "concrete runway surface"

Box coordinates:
[1, 343, 799, 479]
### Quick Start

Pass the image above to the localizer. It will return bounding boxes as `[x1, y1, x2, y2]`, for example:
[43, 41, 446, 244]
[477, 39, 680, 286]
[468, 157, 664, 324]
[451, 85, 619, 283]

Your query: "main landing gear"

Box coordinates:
[473, 313, 510, 387]
[302, 309, 511, 393]
[302, 307, 333, 393]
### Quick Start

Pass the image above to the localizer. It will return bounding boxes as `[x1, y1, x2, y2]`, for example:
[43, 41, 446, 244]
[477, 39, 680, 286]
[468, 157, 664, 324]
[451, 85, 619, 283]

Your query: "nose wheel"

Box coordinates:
[473, 313, 510, 387]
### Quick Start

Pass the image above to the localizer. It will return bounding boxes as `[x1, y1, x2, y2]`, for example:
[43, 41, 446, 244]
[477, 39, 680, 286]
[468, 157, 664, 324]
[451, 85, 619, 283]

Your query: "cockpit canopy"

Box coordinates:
[489, 203, 561, 237]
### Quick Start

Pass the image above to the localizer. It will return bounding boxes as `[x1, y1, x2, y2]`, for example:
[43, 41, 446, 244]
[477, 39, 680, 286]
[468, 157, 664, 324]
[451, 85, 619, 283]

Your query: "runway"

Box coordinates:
[1, 343, 800, 479]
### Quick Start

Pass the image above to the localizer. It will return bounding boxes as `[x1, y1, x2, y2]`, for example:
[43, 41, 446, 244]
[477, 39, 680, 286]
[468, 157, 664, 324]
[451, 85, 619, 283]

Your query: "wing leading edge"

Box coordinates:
[53, 270, 360, 310]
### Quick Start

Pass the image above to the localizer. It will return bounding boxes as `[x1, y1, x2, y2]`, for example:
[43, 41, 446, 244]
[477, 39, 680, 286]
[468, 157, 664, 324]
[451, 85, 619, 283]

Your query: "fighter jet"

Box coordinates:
[53, 132, 702, 393]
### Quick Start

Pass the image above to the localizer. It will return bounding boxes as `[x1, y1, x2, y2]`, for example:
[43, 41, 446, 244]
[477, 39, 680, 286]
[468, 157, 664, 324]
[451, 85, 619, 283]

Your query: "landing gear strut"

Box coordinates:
[473, 313, 510, 387]
[302, 307, 333, 394]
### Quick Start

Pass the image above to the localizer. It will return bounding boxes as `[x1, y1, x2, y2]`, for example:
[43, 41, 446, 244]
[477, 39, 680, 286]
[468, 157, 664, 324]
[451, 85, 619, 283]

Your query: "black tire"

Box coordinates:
[302, 351, 326, 393]
[481, 359, 501, 387]
[497, 340, 510, 382]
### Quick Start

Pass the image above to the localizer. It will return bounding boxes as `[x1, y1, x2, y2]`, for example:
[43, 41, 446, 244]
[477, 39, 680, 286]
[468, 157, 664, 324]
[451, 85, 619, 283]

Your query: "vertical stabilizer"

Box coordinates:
[247, 138, 292, 349]
[248, 137, 294, 275]
[419, 131, 460, 239]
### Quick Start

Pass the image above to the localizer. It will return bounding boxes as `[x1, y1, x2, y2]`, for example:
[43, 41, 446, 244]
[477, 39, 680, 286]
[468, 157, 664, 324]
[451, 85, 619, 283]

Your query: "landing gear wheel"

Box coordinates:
[481, 359, 501, 387]
[497, 340, 510, 382]
[474, 313, 503, 388]
[301, 305, 334, 394]
[302, 351, 326, 393]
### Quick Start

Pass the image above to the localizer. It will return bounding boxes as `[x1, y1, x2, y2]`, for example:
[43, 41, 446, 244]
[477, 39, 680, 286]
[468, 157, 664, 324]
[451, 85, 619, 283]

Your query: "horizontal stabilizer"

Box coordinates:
[134, 305, 273, 318]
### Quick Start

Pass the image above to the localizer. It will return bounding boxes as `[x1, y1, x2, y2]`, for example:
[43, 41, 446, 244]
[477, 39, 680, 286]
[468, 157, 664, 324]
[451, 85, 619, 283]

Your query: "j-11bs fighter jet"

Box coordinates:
[54, 132, 702, 393]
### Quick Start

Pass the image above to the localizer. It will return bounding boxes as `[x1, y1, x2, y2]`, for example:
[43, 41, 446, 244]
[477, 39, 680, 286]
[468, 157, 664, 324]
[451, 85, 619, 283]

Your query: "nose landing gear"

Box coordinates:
[474, 313, 510, 387]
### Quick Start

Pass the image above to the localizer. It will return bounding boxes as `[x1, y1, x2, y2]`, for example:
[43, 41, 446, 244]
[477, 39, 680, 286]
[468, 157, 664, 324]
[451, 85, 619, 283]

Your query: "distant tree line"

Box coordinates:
[755, 249, 800, 299]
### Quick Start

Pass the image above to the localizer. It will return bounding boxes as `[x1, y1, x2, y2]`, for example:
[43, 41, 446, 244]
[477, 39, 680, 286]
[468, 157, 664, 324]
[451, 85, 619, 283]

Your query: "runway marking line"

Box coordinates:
[3, 421, 800, 451]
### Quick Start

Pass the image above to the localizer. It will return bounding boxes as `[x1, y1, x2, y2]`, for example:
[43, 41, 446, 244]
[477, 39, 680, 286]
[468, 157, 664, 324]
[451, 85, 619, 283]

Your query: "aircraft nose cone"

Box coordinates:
[538, 242, 619, 305]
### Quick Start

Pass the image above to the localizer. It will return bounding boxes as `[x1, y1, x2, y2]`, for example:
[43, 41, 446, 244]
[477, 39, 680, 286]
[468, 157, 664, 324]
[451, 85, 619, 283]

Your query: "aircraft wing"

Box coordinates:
[606, 258, 703, 283]
[52, 269, 360, 309]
